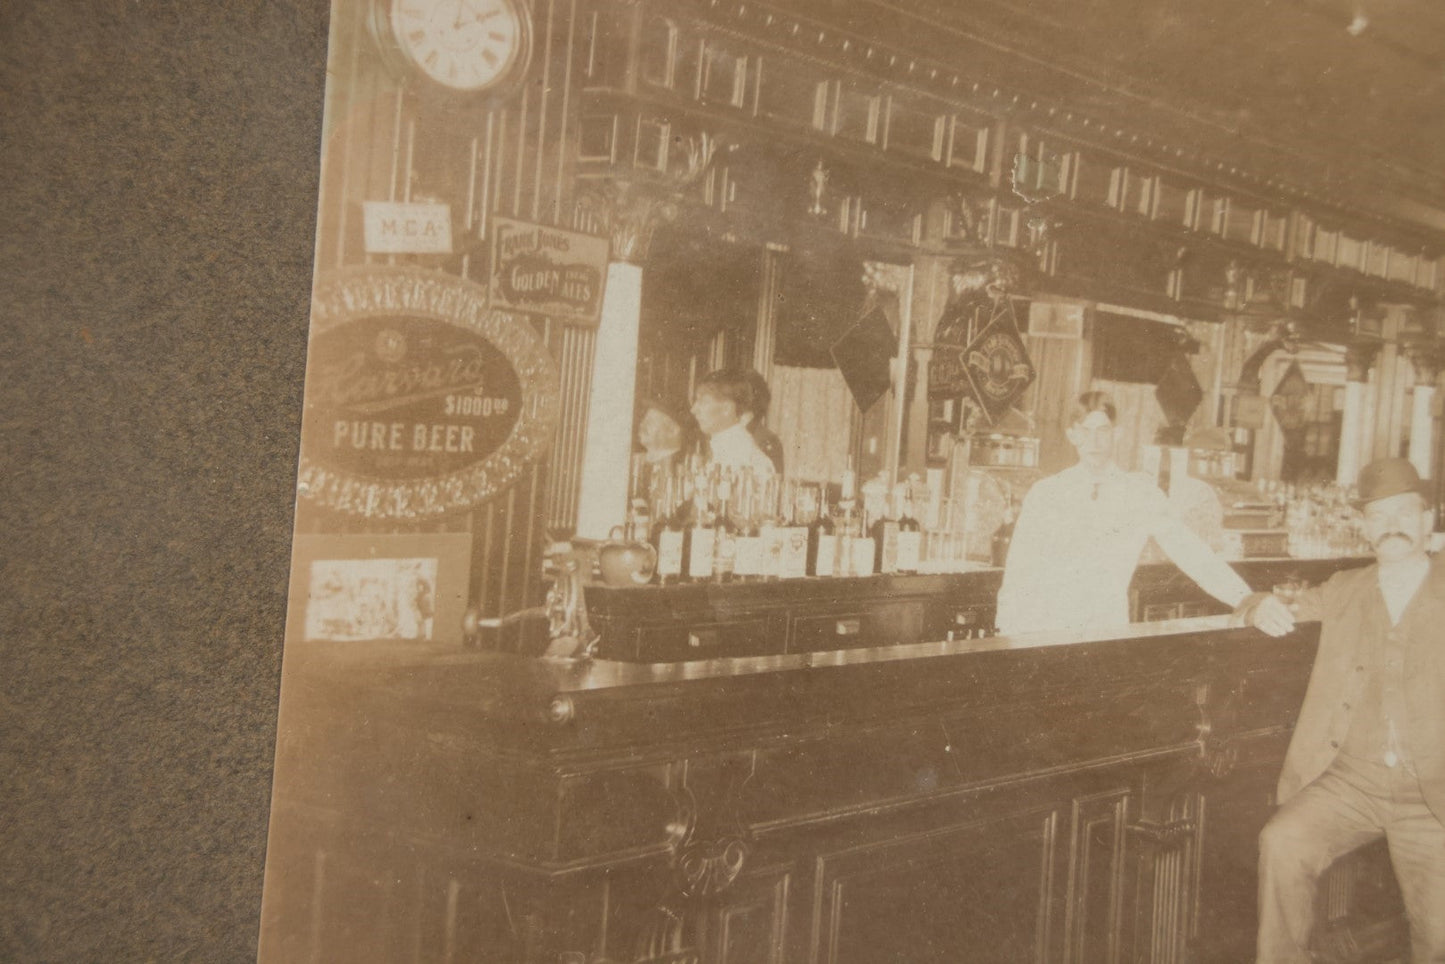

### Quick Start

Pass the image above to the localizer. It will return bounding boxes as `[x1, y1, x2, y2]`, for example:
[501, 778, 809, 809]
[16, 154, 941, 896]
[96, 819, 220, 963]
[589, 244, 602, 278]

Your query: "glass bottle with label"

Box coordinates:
[809, 486, 838, 578]
[731, 469, 763, 581]
[654, 468, 686, 584]
[709, 471, 739, 583]
[871, 483, 900, 575]
[835, 465, 860, 577]
[778, 479, 811, 579]
[686, 463, 716, 581]
[895, 485, 922, 575]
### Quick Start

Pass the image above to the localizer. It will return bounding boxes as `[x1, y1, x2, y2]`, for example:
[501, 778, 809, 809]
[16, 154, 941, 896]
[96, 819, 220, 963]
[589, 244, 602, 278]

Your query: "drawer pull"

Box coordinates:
[835, 618, 862, 636]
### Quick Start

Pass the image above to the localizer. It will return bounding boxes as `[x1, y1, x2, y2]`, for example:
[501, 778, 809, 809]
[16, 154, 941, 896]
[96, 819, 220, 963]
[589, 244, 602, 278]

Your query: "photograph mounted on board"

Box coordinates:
[258, 0, 1445, 960]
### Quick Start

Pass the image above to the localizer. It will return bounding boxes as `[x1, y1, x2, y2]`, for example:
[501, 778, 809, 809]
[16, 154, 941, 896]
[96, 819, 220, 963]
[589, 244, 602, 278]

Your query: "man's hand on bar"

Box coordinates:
[1232, 591, 1296, 637]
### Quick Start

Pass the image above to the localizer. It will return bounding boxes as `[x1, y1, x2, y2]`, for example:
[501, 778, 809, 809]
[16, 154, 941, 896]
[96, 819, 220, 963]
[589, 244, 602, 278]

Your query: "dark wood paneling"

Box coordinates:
[815, 810, 1059, 964]
[261, 616, 1407, 963]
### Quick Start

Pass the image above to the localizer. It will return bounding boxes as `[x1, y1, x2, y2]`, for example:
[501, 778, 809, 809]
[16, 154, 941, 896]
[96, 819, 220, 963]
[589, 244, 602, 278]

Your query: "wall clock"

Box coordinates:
[373, 0, 532, 96]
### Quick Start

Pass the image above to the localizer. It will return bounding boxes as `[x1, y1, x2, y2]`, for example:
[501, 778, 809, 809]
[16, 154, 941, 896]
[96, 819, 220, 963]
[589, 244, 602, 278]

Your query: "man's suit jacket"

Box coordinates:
[1280, 555, 1445, 821]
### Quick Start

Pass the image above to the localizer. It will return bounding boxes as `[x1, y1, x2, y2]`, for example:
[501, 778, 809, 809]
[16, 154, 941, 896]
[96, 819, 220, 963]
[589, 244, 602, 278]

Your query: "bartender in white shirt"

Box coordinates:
[995, 391, 1251, 636]
[691, 369, 777, 478]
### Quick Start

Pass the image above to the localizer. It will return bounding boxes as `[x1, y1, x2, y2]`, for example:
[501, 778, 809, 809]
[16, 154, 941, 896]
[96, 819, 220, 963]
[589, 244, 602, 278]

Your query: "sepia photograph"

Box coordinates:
[102, 0, 1443, 960]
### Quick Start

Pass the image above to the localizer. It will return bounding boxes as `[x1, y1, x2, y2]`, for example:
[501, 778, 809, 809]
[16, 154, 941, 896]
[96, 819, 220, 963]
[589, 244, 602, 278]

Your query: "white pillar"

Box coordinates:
[574, 262, 642, 541]
[1337, 341, 1380, 487]
[1410, 384, 1435, 478]
[1337, 381, 1366, 486]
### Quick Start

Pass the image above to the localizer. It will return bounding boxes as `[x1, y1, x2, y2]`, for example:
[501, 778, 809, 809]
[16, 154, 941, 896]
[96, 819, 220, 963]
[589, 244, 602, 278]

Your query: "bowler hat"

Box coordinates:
[1353, 457, 1431, 508]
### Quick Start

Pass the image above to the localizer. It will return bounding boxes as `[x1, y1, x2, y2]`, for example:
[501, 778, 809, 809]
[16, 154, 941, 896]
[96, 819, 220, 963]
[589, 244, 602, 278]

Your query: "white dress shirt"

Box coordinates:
[706, 422, 776, 478]
[995, 463, 1251, 636]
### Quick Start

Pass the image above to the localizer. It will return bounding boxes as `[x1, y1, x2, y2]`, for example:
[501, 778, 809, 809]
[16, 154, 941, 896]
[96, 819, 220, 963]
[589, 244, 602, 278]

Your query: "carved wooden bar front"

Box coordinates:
[261, 602, 1402, 963]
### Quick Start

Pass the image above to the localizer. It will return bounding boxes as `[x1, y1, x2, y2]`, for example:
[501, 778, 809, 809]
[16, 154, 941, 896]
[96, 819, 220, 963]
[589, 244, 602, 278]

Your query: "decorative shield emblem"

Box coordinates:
[953, 299, 1035, 424]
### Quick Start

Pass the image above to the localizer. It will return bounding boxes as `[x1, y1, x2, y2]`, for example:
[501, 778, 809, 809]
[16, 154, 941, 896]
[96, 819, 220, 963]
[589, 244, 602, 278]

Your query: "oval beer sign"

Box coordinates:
[298, 267, 560, 519]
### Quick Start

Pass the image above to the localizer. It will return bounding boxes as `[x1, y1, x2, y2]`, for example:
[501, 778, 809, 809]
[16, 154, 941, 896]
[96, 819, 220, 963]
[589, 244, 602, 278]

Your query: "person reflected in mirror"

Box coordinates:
[636, 396, 694, 473]
[691, 369, 776, 479]
[1239, 457, 1445, 963]
[994, 391, 1250, 636]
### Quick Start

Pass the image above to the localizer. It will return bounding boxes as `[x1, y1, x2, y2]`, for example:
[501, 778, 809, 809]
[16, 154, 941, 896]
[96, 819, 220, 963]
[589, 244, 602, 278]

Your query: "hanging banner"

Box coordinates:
[490, 217, 609, 325]
[960, 312, 1036, 424]
[1269, 360, 1311, 431]
[931, 294, 1035, 423]
[296, 266, 561, 520]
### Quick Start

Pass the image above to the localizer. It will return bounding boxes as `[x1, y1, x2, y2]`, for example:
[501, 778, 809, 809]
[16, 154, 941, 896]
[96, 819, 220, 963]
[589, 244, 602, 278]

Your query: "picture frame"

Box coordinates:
[284, 532, 473, 649]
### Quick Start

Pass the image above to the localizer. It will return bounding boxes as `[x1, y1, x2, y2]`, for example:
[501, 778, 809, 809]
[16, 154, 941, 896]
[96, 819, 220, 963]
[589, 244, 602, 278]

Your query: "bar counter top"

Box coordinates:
[580, 552, 1369, 662]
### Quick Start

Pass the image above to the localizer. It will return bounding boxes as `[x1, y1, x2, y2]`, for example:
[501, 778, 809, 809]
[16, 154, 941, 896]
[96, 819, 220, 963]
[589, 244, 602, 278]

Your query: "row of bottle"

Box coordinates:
[1266, 481, 1372, 559]
[625, 457, 931, 583]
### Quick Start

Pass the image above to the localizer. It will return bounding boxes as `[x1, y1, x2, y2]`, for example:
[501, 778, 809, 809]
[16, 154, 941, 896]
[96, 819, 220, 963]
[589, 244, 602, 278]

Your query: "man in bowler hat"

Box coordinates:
[1241, 457, 1445, 962]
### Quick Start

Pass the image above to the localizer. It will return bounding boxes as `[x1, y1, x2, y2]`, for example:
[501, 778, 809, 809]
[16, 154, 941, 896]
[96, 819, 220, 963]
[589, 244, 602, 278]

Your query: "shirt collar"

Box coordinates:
[708, 422, 756, 461]
[1062, 461, 1124, 491]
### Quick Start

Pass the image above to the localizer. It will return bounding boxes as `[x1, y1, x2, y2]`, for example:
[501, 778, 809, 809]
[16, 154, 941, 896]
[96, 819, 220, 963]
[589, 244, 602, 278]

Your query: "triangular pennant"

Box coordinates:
[1155, 352, 1204, 429]
[829, 298, 897, 412]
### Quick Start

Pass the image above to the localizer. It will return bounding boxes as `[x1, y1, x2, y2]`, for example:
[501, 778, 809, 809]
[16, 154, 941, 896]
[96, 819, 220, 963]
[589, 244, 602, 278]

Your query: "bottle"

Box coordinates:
[732, 470, 763, 580]
[778, 479, 811, 579]
[991, 498, 1017, 568]
[809, 487, 838, 577]
[871, 483, 900, 574]
[895, 485, 922, 575]
[654, 472, 686, 584]
[686, 465, 716, 581]
[709, 470, 738, 582]
[755, 474, 783, 580]
[832, 463, 861, 577]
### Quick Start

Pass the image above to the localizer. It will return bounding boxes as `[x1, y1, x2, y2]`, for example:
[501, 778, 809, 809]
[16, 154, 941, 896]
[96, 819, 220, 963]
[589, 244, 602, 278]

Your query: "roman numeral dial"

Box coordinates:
[386, 0, 528, 93]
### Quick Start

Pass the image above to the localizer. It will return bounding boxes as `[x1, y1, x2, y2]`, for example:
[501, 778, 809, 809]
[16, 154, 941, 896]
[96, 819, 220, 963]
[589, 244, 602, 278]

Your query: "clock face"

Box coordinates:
[389, 0, 526, 92]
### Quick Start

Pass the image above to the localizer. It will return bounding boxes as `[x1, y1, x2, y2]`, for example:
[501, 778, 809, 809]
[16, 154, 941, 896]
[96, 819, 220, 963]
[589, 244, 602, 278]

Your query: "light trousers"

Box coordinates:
[1257, 753, 1445, 963]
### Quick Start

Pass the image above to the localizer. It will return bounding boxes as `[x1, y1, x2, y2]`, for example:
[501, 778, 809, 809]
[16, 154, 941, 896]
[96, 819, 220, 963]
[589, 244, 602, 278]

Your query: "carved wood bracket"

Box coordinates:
[1402, 339, 1444, 383]
[1193, 679, 1244, 779]
[1344, 338, 1383, 383]
[664, 757, 754, 900]
[576, 133, 734, 264]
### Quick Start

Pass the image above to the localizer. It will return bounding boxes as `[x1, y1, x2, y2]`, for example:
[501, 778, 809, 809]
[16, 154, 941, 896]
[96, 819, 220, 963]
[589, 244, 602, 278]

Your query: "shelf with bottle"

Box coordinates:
[1250, 478, 1372, 560]
[617, 455, 1018, 586]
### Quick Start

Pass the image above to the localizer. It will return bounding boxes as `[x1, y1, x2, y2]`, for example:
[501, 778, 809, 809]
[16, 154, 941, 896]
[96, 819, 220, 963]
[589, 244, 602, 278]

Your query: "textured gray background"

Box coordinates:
[2, 2, 327, 959]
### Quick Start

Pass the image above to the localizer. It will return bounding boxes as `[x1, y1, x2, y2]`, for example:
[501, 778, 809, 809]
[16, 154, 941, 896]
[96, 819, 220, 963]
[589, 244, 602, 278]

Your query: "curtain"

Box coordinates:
[1023, 300, 1092, 473]
[772, 365, 854, 484]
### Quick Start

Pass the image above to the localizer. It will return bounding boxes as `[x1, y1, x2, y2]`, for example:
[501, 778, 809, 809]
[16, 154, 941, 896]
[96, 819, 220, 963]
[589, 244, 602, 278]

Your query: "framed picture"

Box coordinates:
[285, 533, 473, 648]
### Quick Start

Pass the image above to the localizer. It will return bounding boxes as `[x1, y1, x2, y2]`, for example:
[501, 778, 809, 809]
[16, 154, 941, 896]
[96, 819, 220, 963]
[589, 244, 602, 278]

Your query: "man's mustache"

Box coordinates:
[1373, 531, 1414, 549]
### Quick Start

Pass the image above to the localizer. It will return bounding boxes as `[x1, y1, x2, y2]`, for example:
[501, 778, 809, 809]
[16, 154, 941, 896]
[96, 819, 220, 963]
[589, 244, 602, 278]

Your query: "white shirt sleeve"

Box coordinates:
[1145, 482, 1251, 608]
[994, 484, 1051, 635]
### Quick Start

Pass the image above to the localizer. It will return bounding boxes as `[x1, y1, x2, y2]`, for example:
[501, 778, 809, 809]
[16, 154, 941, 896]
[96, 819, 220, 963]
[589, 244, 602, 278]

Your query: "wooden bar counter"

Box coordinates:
[259, 558, 1399, 964]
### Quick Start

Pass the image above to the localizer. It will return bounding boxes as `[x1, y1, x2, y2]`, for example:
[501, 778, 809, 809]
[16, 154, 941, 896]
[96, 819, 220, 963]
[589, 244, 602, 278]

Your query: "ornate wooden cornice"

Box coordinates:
[662, 0, 1445, 246]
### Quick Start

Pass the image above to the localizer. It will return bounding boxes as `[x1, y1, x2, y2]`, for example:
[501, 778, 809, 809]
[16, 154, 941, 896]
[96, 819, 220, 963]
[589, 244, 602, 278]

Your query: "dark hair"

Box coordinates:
[1069, 391, 1117, 426]
[695, 369, 757, 414]
[742, 370, 772, 419]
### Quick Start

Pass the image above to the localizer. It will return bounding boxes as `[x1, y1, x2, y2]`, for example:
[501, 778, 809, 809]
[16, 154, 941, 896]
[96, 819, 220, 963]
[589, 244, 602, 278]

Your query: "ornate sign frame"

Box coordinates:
[296, 266, 561, 520]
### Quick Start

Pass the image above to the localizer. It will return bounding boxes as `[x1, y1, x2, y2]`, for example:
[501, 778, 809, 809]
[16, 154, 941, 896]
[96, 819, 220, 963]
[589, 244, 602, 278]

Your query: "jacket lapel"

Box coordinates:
[1397, 556, 1445, 646]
